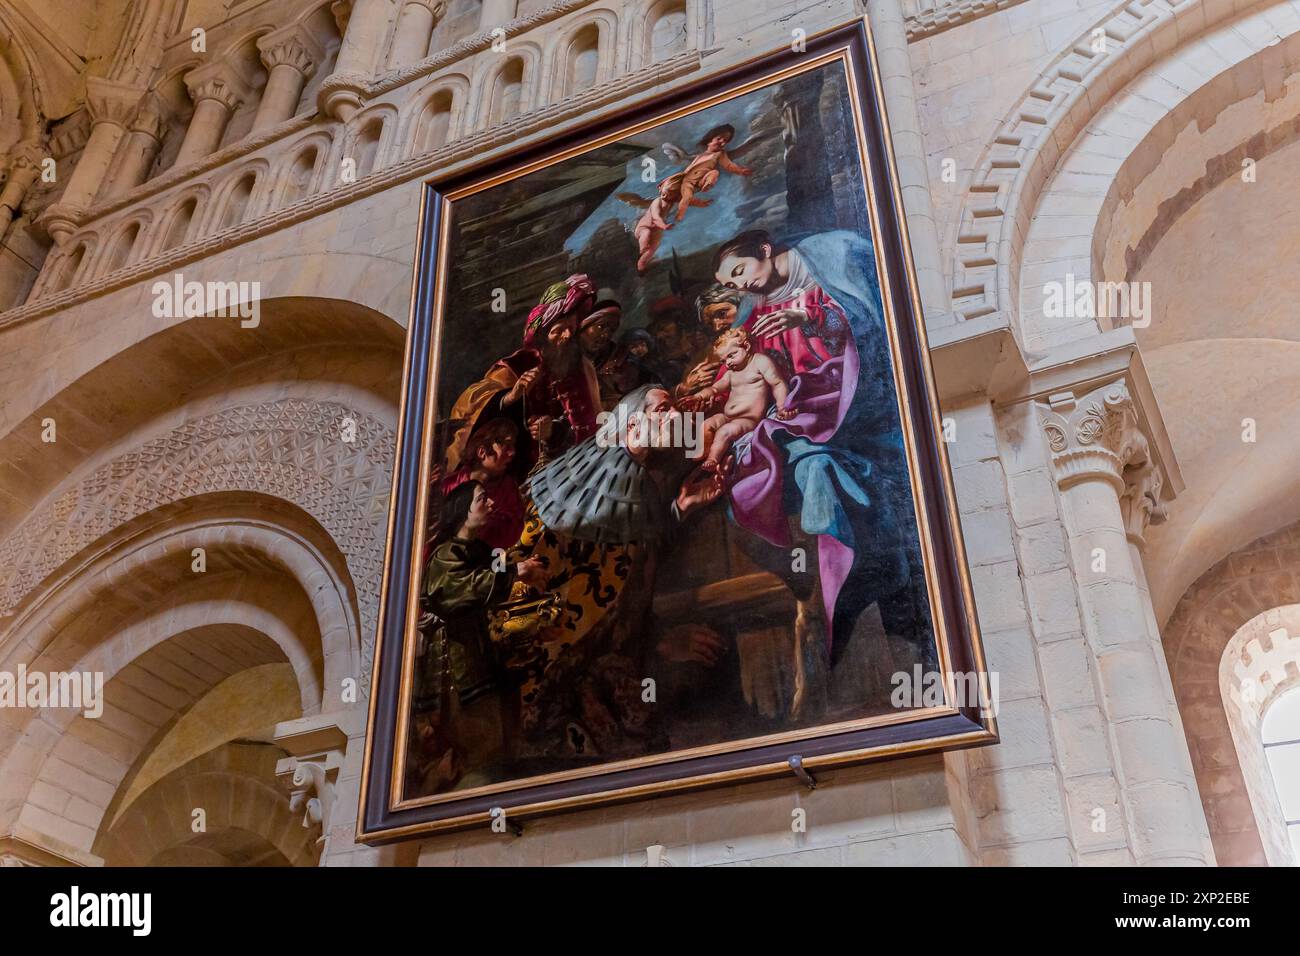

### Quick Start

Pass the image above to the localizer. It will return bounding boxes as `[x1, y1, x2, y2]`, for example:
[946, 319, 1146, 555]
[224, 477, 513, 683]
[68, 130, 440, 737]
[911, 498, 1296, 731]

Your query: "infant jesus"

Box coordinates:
[689, 328, 795, 472]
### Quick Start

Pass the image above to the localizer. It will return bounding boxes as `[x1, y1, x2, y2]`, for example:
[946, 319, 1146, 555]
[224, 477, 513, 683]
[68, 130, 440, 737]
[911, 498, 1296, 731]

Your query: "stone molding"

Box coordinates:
[1038, 380, 1168, 545]
[0, 399, 395, 690]
[946, 0, 1281, 328]
[0, 827, 104, 867]
[902, 0, 1030, 41]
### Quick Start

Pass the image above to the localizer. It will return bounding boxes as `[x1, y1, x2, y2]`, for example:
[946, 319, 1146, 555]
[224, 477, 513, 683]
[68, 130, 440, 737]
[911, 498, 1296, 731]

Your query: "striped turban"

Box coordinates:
[523, 274, 597, 347]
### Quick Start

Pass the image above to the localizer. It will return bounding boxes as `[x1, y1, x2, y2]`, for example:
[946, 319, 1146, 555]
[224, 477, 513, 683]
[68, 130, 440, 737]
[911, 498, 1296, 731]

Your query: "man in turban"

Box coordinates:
[444, 274, 603, 476]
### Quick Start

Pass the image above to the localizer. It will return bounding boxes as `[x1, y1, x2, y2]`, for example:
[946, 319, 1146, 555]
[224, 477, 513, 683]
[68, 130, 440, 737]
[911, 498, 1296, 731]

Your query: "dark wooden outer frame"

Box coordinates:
[357, 17, 995, 845]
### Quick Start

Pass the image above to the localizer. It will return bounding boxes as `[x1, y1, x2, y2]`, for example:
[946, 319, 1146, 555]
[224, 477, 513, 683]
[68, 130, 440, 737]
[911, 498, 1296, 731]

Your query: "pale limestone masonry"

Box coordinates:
[0, 0, 1296, 867]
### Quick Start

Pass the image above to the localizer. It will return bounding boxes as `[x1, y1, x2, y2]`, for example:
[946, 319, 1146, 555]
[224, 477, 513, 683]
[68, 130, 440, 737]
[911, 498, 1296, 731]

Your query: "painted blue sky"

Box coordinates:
[561, 91, 773, 260]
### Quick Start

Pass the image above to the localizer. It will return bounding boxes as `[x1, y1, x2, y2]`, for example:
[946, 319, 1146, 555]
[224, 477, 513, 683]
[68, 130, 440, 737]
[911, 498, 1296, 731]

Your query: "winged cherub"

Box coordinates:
[658, 124, 765, 223]
[617, 178, 711, 273]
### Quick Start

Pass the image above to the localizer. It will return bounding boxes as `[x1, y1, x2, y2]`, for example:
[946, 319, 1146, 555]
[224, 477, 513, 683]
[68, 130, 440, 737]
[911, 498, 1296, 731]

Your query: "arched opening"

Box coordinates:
[648, 0, 687, 63]
[0, 493, 362, 866]
[218, 34, 270, 147]
[1262, 688, 1300, 861]
[99, 740, 316, 866]
[100, 222, 141, 275]
[1164, 528, 1300, 865]
[281, 145, 320, 205]
[219, 171, 259, 229]
[430, 0, 484, 52]
[52, 241, 89, 292]
[150, 65, 200, 177]
[297, 3, 345, 113]
[564, 25, 600, 97]
[351, 117, 383, 178]
[488, 58, 524, 126]
[159, 196, 199, 251]
[416, 89, 454, 153]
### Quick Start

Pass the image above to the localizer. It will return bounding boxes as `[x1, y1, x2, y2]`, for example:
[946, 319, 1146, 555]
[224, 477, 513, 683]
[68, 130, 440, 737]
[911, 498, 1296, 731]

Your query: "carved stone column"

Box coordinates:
[1040, 381, 1213, 864]
[254, 26, 323, 132]
[176, 63, 251, 168]
[319, 0, 394, 120]
[273, 716, 348, 862]
[479, 0, 517, 29]
[386, 0, 446, 68]
[101, 94, 167, 200]
[0, 142, 45, 239]
[40, 77, 144, 244]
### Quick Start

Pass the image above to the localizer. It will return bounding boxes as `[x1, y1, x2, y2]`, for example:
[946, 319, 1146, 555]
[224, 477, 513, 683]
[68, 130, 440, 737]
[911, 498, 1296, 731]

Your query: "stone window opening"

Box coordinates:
[487, 57, 525, 127]
[1262, 687, 1300, 863]
[1218, 607, 1300, 866]
[51, 241, 89, 293]
[219, 171, 260, 230]
[647, 0, 687, 64]
[281, 144, 323, 205]
[351, 117, 385, 179]
[100, 221, 142, 276]
[415, 89, 455, 153]
[562, 24, 601, 98]
[159, 196, 200, 252]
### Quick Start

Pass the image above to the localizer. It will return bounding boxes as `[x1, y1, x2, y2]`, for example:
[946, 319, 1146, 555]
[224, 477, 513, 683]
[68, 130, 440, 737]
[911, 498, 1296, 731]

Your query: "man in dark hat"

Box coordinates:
[578, 299, 655, 410]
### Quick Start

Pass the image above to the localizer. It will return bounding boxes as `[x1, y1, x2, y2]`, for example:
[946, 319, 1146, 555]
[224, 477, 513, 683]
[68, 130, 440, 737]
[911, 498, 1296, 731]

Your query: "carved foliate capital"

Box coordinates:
[128, 93, 168, 140]
[257, 23, 326, 76]
[1039, 380, 1170, 545]
[85, 77, 148, 129]
[184, 62, 252, 112]
[406, 0, 448, 19]
[261, 38, 316, 75]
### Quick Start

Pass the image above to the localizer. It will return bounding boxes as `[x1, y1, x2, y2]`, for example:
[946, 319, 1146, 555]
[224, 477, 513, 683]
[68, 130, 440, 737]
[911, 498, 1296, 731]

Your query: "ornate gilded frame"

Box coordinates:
[358, 17, 995, 844]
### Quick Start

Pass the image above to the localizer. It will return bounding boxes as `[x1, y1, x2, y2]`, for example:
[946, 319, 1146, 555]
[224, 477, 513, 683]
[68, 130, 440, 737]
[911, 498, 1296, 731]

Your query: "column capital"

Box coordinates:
[1039, 379, 1169, 545]
[85, 76, 148, 129]
[317, 73, 369, 121]
[127, 92, 168, 140]
[403, 0, 447, 16]
[184, 61, 252, 112]
[257, 22, 325, 77]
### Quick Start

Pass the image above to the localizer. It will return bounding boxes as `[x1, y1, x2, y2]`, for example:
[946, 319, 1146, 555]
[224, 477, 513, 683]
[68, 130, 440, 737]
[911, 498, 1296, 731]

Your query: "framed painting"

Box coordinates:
[359, 18, 995, 842]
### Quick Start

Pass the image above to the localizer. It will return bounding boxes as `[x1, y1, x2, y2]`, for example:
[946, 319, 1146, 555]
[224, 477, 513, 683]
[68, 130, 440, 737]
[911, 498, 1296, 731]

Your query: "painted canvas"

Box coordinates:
[362, 25, 991, 838]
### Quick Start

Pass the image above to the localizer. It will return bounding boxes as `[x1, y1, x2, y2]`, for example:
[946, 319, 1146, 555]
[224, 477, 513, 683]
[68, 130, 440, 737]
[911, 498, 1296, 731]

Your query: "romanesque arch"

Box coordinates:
[1162, 521, 1300, 864]
[95, 741, 320, 866]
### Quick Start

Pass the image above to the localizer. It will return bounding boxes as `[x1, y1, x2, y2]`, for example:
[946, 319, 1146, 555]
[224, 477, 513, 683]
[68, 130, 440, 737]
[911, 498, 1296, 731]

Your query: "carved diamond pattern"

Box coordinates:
[0, 399, 396, 690]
